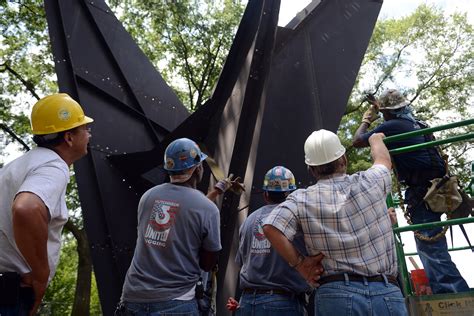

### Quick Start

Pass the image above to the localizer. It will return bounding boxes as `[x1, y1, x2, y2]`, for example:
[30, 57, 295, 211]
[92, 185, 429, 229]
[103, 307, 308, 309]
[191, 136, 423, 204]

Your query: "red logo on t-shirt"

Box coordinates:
[253, 218, 266, 241]
[150, 199, 179, 231]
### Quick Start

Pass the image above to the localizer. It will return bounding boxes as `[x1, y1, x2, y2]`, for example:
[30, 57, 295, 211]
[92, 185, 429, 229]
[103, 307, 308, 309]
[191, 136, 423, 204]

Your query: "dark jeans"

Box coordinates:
[0, 287, 34, 316]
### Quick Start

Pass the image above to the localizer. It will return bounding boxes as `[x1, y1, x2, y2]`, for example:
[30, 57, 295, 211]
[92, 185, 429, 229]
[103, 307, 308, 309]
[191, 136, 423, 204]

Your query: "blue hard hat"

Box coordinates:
[164, 138, 207, 171]
[262, 166, 297, 192]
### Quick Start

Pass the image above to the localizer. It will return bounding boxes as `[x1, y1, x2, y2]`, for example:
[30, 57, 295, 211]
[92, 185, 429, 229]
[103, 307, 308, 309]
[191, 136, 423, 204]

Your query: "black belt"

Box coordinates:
[318, 274, 399, 288]
[242, 288, 294, 296]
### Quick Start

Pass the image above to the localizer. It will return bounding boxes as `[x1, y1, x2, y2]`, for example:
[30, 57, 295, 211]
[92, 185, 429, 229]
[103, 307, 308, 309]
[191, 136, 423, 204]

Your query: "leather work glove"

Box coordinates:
[361, 104, 379, 125]
[215, 174, 246, 195]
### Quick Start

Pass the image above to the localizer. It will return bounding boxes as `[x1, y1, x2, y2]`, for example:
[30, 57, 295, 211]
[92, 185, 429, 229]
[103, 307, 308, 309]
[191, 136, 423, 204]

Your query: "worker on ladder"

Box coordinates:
[352, 89, 469, 294]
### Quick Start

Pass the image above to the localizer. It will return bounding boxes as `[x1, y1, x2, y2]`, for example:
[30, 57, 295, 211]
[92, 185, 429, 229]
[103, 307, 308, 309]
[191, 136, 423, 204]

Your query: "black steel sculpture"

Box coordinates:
[44, 0, 382, 314]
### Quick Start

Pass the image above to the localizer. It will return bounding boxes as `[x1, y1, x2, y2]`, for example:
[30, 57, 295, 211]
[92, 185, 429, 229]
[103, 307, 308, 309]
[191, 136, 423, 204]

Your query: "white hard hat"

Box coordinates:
[304, 129, 346, 166]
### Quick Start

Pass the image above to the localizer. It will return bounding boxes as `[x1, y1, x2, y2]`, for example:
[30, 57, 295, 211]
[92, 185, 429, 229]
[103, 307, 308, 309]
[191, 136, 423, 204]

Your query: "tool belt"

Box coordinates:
[318, 274, 399, 288]
[401, 169, 444, 188]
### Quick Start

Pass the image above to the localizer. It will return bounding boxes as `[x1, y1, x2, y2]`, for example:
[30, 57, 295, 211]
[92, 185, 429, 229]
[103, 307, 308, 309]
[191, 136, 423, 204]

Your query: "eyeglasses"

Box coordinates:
[72, 125, 91, 134]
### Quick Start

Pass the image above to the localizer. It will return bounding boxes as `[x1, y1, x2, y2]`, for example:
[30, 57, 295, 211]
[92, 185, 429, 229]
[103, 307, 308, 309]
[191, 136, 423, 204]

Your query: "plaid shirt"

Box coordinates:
[264, 164, 398, 277]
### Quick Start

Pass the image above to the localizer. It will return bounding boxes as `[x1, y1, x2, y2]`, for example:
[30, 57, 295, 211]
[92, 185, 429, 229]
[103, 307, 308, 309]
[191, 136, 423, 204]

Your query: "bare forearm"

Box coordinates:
[12, 193, 50, 311]
[369, 134, 392, 169]
[263, 225, 324, 287]
[206, 188, 221, 202]
[263, 225, 301, 266]
[199, 249, 219, 271]
[353, 122, 370, 148]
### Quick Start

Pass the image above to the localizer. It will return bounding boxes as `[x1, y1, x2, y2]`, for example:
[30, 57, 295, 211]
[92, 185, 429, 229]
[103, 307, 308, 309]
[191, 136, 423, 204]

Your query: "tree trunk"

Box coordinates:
[65, 220, 92, 316]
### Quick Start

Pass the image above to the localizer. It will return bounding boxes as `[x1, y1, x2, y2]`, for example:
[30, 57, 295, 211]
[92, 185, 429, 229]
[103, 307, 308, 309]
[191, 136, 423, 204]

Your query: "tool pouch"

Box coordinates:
[195, 277, 205, 299]
[423, 175, 463, 213]
[0, 272, 20, 305]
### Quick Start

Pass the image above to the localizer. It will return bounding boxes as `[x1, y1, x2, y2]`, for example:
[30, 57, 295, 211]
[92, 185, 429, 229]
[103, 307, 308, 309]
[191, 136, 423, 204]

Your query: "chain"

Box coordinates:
[395, 176, 450, 242]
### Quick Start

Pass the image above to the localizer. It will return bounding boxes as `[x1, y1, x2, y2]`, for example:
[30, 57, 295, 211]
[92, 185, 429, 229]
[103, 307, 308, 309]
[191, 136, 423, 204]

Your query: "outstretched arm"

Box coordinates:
[369, 133, 392, 170]
[353, 122, 371, 148]
[353, 103, 379, 148]
[207, 175, 245, 202]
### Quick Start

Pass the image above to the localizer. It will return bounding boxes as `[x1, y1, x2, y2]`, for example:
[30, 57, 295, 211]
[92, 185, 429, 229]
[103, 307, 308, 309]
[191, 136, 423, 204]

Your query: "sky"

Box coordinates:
[278, 0, 474, 288]
[278, 0, 474, 26]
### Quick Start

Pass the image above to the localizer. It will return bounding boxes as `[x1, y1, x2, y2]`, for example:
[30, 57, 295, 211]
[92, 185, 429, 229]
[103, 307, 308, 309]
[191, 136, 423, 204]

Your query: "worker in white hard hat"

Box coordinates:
[353, 89, 469, 294]
[263, 129, 408, 316]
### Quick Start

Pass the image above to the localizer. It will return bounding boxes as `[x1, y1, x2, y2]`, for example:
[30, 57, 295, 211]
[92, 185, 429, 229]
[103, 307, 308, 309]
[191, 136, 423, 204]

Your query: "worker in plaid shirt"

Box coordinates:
[263, 129, 408, 316]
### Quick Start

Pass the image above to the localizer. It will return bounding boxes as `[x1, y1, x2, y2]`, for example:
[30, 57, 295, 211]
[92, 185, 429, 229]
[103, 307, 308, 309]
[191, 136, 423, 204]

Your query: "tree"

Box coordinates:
[0, 2, 101, 315]
[340, 4, 474, 185]
[1, 1, 472, 313]
[1, 1, 244, 314]
[0, 1, 53, 151]
[109, 0, 245, 111]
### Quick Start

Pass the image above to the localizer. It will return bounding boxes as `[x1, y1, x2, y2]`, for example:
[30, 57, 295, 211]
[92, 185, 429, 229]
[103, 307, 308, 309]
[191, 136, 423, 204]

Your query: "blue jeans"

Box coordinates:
[236, 293, 305, 316]
[118, 299, 199, 316]
[409, 201, 470, 293]
[315, 278, 407, 316]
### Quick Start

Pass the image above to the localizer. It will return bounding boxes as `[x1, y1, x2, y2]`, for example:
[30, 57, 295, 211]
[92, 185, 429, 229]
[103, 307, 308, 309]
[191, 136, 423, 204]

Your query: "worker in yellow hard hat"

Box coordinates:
[0, 93, 93, 316]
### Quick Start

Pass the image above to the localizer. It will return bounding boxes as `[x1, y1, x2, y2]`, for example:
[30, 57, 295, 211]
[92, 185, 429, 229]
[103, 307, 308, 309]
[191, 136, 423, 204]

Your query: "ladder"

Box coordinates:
[384, 118, 474, 315]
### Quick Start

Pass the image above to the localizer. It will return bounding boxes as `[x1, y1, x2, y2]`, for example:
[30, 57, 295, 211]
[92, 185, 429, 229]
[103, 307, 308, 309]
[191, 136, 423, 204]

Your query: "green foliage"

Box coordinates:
[109, 0, 245, 111]
[42, 239, 102, 316]
[41, 239, 76, 315]
[1, 1, 473, 313]
[0, 3, 97, 313]
[0, 1, 56, 143]
[341, 4, 474, 185]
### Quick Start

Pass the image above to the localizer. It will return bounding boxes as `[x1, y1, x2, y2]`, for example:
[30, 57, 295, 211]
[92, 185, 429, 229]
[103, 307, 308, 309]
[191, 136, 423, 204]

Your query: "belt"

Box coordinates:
[242, 288, 294, 296]
[318, 274, 399, 288]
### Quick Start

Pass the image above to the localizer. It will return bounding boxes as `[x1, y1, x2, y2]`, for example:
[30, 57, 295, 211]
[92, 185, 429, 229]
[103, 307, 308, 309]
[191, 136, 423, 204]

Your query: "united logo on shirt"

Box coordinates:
[251, 218, 271, 254]
[144, 199, 179, 248]
[253, 218, 266, 241]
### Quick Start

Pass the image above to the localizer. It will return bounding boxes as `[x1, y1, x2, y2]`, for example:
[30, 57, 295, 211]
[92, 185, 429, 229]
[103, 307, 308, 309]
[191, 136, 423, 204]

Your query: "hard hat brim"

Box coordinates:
[32, 115, 94, 135]
[84, 115, 94, 123]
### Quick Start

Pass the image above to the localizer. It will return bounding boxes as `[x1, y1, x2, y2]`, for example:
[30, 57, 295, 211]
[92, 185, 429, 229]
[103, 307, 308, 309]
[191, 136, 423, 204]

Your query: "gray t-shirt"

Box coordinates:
[236, 204, 310, 294]
[0, 147, 69, 283]
[121, 183, 221, 302]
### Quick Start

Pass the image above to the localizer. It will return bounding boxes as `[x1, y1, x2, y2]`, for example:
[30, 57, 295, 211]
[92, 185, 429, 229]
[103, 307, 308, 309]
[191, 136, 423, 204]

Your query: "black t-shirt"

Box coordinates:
[361, 118, 445, 183]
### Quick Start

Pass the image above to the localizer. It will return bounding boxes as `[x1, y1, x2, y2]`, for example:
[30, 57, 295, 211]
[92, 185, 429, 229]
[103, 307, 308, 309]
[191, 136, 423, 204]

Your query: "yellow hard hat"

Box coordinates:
[31, 93, 94, 135]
